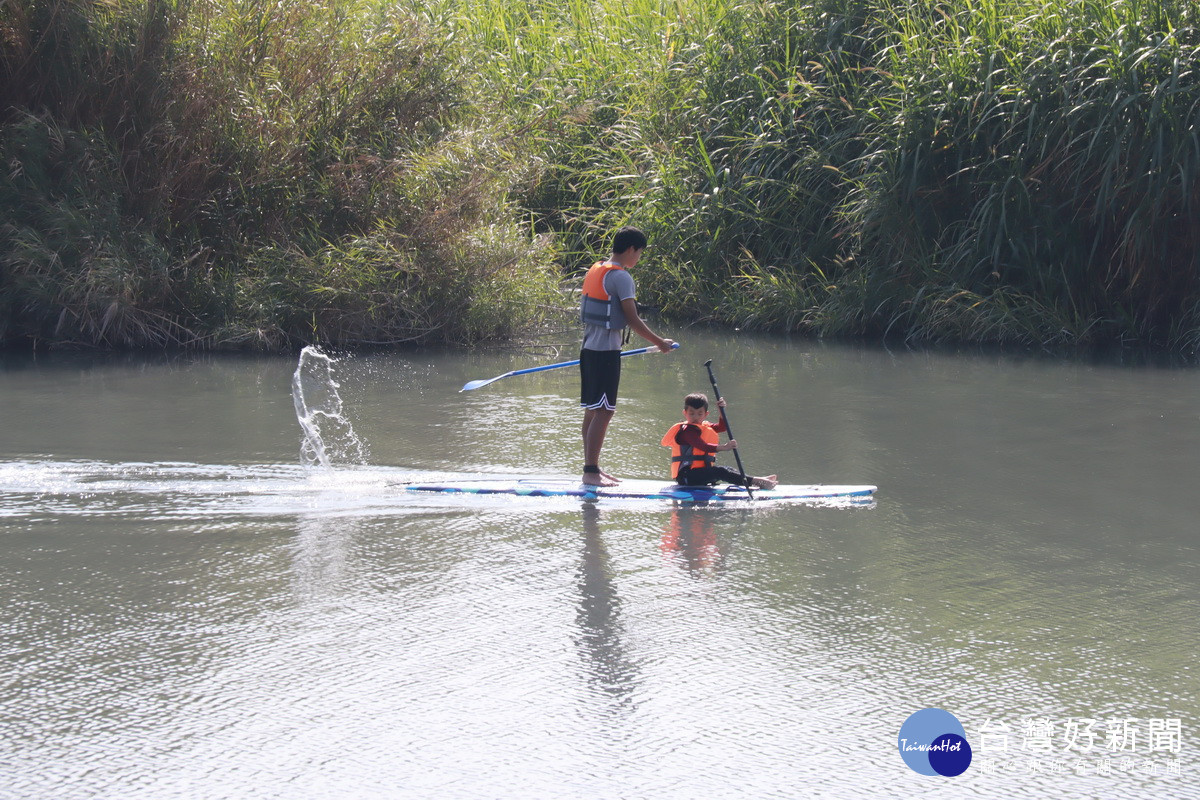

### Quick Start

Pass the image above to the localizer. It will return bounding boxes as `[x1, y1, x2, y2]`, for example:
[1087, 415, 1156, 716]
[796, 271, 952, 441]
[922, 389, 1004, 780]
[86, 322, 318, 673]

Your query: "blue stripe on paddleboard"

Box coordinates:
[398, 480, 876, 502]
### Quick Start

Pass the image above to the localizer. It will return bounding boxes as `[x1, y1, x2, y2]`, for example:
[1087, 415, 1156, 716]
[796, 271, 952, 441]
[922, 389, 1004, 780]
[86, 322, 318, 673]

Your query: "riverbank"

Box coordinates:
[4, 0, 1199, 351]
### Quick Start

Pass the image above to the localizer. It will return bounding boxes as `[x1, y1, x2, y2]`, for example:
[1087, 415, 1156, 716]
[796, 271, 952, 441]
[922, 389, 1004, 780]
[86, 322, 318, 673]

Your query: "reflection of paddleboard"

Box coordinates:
[398, 477, 876, 503]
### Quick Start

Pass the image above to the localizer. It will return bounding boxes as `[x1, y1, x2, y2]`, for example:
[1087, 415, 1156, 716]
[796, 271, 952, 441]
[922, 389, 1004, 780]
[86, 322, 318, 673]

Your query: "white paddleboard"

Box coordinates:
[398, 477, 876, 504]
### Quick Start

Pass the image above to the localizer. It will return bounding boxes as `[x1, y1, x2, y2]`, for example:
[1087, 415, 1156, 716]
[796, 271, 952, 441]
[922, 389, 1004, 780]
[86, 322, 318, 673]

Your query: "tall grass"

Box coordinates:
[842, 0, 1200, 345]
[441, 0, 1200, 348]
[6, 0, 1200, 349]
[0, 0, 559, 348]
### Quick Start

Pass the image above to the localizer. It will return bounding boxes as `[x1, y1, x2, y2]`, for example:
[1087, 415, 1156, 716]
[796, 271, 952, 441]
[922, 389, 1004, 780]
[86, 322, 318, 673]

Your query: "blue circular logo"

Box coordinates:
[898, 708, 973, 776]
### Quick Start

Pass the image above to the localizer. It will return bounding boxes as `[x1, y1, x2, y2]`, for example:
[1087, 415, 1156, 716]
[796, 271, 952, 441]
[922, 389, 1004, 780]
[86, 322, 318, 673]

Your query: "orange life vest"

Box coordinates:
[580, 261, 628, 329]
[661, 421, 719, 478]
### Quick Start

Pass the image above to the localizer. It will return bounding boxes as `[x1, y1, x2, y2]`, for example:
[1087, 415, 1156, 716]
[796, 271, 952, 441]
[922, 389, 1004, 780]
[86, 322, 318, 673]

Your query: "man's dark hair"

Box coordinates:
[612, 226, 648, 254]
[683, 393, 709, 410]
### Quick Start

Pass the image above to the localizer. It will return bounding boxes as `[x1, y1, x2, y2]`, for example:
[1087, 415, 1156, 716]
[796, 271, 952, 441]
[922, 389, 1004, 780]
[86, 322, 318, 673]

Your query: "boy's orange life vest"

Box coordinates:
[580, 261, 628, 329]
[661, 421, 719, 478]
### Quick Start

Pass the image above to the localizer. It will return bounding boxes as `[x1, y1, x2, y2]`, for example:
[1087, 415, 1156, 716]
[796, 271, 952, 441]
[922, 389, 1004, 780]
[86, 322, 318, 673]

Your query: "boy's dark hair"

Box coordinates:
[683, 393, 709, 410]
[612, 226, 648, 254]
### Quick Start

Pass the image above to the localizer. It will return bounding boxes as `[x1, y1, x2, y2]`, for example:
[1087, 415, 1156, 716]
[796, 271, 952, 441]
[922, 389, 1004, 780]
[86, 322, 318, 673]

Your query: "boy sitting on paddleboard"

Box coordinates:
[662, 394, 778, 489]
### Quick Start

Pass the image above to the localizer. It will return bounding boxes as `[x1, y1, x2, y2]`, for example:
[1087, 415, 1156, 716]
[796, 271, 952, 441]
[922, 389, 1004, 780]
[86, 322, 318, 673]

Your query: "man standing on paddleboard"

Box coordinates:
[579, 226, 676, 486]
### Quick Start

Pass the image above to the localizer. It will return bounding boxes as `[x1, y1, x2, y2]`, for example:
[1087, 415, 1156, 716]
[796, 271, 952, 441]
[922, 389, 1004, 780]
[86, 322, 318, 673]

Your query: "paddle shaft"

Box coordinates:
[704, 359, 751, 495]
[461, 342, 679, 391]
[507, 343, 665, 378]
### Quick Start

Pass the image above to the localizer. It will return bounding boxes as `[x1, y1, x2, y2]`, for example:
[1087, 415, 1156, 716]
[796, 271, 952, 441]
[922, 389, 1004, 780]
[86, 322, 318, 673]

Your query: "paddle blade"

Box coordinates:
[461, 376, 502, 392]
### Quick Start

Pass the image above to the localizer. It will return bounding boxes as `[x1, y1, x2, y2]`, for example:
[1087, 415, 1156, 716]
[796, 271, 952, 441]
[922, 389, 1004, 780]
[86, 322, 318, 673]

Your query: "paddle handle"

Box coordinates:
[705, 359, 751, 495]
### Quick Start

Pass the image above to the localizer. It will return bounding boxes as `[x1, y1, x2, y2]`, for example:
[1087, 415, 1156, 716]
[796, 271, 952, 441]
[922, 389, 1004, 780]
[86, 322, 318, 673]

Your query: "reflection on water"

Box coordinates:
[575, 504, 638, 710]
[661, 506, 721, 575]
[2, 336, 1199, 799]
[291, 513, 357, 604]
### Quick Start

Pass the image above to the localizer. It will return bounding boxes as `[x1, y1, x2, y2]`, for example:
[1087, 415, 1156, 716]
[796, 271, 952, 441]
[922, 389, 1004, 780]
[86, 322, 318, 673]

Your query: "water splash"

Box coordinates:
[292, 347, 368, 468]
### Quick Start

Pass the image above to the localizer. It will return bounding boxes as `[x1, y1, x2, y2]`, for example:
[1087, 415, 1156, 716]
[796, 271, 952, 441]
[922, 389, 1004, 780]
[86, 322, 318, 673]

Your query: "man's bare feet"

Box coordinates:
[582, 465, 620, 487]
[751, 475, 778, 490]
[582, 472, 620, 487]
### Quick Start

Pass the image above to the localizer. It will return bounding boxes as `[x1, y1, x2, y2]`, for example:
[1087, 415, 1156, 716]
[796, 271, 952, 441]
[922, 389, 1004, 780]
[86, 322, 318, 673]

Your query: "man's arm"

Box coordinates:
[620, 297, 674, 352]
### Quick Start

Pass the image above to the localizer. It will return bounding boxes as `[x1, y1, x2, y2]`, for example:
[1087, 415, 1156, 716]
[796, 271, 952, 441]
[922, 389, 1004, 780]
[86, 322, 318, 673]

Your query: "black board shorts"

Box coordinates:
[579, 348, 621, 410]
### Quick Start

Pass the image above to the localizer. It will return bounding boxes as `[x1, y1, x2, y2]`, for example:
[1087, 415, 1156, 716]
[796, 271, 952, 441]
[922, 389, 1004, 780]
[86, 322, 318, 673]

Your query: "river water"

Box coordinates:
[1, 332, 1197, 799]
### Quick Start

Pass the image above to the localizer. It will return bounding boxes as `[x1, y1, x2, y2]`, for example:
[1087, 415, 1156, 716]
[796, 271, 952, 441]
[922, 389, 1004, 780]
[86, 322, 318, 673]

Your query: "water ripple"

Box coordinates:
[2, 457, 1197, 799]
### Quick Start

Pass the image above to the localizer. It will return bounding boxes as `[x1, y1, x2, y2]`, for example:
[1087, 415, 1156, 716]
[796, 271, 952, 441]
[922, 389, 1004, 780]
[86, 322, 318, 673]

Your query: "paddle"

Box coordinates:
[704, 359, 752, 498]
[461, 342, 680, 392]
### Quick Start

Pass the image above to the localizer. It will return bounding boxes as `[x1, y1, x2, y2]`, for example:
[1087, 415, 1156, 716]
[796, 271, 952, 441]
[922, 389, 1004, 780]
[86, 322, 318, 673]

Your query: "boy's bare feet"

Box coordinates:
[751, 475, 778, 490]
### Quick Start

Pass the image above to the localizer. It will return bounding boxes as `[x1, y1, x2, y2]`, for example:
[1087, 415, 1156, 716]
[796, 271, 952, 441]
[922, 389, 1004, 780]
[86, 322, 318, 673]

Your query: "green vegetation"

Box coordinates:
[1, 0, 559, 348]
[4, 0, 1200, 349]
[444, 0, 1200, 348]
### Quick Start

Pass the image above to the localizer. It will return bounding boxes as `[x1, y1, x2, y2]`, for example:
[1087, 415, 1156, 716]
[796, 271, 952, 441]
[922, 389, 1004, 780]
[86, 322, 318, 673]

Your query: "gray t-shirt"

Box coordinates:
[582, 268, 636, 351]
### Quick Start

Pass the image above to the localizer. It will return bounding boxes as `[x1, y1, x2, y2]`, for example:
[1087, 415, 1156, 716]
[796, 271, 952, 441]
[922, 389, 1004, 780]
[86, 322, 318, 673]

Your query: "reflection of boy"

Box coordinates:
[661, 508, 719, 572]
[661, 394, 777, 489]
[579, 226, 675, 487]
